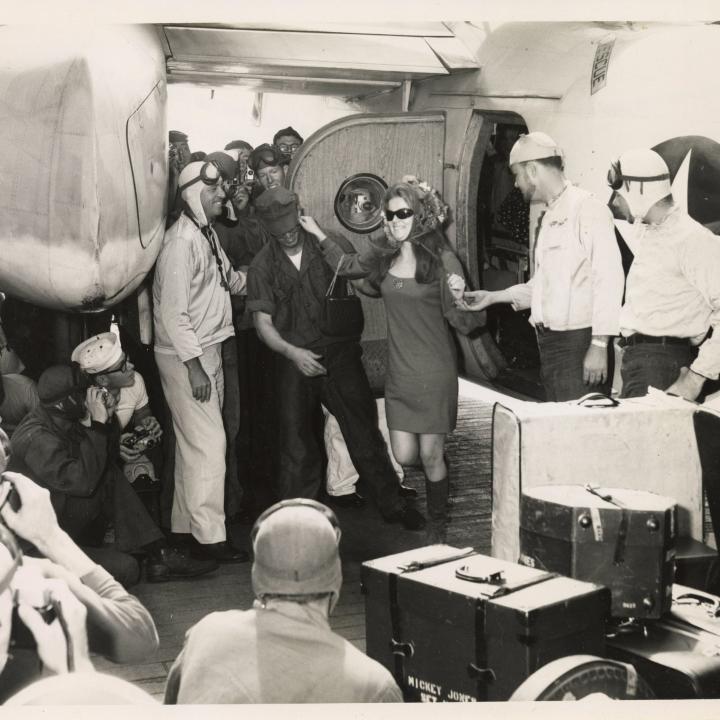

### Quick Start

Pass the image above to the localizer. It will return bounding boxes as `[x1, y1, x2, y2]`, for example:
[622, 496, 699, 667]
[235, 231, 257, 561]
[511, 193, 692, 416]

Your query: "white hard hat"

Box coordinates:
[251, 500, 342, 610]
[509, 132, 564, 166]
[609, 149, 672, 222]
[71, 332, 122, 374]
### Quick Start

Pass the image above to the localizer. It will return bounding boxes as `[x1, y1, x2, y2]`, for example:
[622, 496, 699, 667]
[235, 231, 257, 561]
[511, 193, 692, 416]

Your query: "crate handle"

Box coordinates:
[468, 663, 496, 684]
[390, 639, 415, 659]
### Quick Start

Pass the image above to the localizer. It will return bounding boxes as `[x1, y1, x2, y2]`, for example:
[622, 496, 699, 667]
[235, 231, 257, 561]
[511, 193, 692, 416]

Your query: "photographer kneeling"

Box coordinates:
[0, 431, 159, 700]
[72, 332, 163, 509]
[9, 365, 217, 584]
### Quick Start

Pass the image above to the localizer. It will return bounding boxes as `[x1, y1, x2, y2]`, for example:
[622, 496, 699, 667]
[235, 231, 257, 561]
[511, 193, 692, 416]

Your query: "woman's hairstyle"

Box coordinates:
[366, 179, 450, 289]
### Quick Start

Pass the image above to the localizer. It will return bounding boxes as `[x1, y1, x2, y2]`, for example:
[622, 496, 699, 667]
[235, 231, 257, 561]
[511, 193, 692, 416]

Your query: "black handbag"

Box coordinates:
[320, 255, 364, 338]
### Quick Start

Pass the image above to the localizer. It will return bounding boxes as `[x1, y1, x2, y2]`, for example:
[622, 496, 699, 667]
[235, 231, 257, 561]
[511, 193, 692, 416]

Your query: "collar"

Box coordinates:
[253, 597, 331, 630]
[546, 181, 571, 209]
[649, 202, 680, 228]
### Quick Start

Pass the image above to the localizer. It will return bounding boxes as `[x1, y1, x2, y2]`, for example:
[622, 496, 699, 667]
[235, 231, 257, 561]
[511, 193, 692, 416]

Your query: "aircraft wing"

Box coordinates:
[160, 22, 478, 100]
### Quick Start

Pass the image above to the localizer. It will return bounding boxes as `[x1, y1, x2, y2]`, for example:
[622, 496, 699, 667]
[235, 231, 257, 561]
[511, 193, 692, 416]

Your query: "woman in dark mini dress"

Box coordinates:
[300, 177, 483, 541]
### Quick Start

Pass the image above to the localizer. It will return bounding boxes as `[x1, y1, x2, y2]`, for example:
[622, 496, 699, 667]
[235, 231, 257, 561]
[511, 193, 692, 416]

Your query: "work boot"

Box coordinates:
[383, 503, 426, 531]
[195, 541, 250, 563]
[146, 546, 218, 582]
[425, 476, 450, 545]
[327, 492, 366, 509]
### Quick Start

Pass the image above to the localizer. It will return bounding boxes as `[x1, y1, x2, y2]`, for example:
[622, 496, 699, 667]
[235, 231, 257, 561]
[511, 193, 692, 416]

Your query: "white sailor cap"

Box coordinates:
[509, 132, 564, 166]
[71, 332, 123, 374]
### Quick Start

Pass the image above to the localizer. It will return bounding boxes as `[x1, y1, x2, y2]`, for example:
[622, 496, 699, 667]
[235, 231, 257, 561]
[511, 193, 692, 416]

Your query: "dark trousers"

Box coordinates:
[694, 411, 720, 556]
[236, 328, 276, 515]
[222, 337, 243, 518]
[56, 464, 164, 553]
[620, 343, 695, 398]
[537, 327, 610, 402]
[273, 342, 402, 516]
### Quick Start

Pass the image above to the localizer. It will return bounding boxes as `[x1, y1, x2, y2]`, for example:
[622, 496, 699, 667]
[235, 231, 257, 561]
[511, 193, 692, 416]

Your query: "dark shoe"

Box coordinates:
[146, 546, 218, 582]
[384, 505, 426, 531]
[398, 482, 418, 498]
[327, 492, 366, 509]
[197, 541, 250, 563]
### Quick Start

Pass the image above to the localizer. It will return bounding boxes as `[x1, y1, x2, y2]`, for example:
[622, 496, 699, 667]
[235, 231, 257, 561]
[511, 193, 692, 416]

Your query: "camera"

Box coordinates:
[0, 476, 21, 513]
[244, 167, 255, 183]
[10, 566, 58, 651]
[121, 425, 158, 452]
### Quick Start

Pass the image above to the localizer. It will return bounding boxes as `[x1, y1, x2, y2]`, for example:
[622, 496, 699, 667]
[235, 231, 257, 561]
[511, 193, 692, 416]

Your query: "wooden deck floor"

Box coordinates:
[94, 394, 495, 700]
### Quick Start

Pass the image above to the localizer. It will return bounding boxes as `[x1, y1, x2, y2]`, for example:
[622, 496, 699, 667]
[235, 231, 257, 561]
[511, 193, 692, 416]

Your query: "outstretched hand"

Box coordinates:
[457, 290, 495, 312]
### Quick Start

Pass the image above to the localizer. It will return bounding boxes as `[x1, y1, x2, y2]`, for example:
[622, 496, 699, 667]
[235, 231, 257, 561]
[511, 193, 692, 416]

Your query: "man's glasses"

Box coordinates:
[385, 208, 414, 221]
[277, 143, 300, 154]
[97, 356, 129, 376]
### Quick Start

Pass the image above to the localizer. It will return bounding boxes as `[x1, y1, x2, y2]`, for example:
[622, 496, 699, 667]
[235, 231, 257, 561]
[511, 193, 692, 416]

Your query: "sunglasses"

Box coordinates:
[385, 208, 414, 221]
[277, 143, 300, 153]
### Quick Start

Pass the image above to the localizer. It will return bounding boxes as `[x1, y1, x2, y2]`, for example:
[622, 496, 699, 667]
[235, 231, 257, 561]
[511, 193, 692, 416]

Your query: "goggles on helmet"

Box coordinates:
[178, 160, 223, 193]
[607, 158, 671, 192]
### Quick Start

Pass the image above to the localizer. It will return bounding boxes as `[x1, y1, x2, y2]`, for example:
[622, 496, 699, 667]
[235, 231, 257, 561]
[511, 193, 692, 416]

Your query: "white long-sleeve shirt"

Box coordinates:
[620, 205, 720, 380]
[507, 184, 624, 336]
[164, 599, 402, 704]
[153, 213, 246, 362]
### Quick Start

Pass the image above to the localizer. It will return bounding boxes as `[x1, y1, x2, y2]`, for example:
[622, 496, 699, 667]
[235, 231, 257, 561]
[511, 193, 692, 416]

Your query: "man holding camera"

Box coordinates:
[9, 365, 217, 583]
[72, 332, 162, 488]
[0, 441, 160, 700]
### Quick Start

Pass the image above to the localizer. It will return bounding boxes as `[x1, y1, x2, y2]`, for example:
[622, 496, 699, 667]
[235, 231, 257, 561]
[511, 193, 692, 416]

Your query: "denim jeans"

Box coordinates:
[536, 327, 610, 401]
[694, 411, 720, 554]
[620, 343, 695, 398]
[272, 341, 402, 516]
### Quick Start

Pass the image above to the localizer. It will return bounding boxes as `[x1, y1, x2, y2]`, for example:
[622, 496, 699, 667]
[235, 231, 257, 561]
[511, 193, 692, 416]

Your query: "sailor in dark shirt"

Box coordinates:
[246, 188, 424, 531]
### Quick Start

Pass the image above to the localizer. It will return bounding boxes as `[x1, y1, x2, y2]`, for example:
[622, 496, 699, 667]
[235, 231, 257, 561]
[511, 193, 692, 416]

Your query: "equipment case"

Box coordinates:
[362, 545, 610, 701]
[491, 395, 705, 562]
[519, 485, 677, 619]
[606, 583, 720, 698]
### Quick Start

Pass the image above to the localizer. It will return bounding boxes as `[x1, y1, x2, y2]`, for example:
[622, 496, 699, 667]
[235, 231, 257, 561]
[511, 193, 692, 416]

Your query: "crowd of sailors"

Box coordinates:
[0, 121, 717, 703]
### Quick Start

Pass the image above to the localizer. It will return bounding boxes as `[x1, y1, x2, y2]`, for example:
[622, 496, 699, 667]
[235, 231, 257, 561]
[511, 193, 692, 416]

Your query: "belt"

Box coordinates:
[620, 333, 690, 347]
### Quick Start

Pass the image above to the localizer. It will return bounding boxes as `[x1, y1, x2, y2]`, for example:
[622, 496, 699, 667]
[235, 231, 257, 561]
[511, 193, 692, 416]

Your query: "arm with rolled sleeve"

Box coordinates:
[156, 238, 203, 362]
[682, 235, 720, 380]
[246, 261, 276, 319]
[578, 198, 624, 337]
